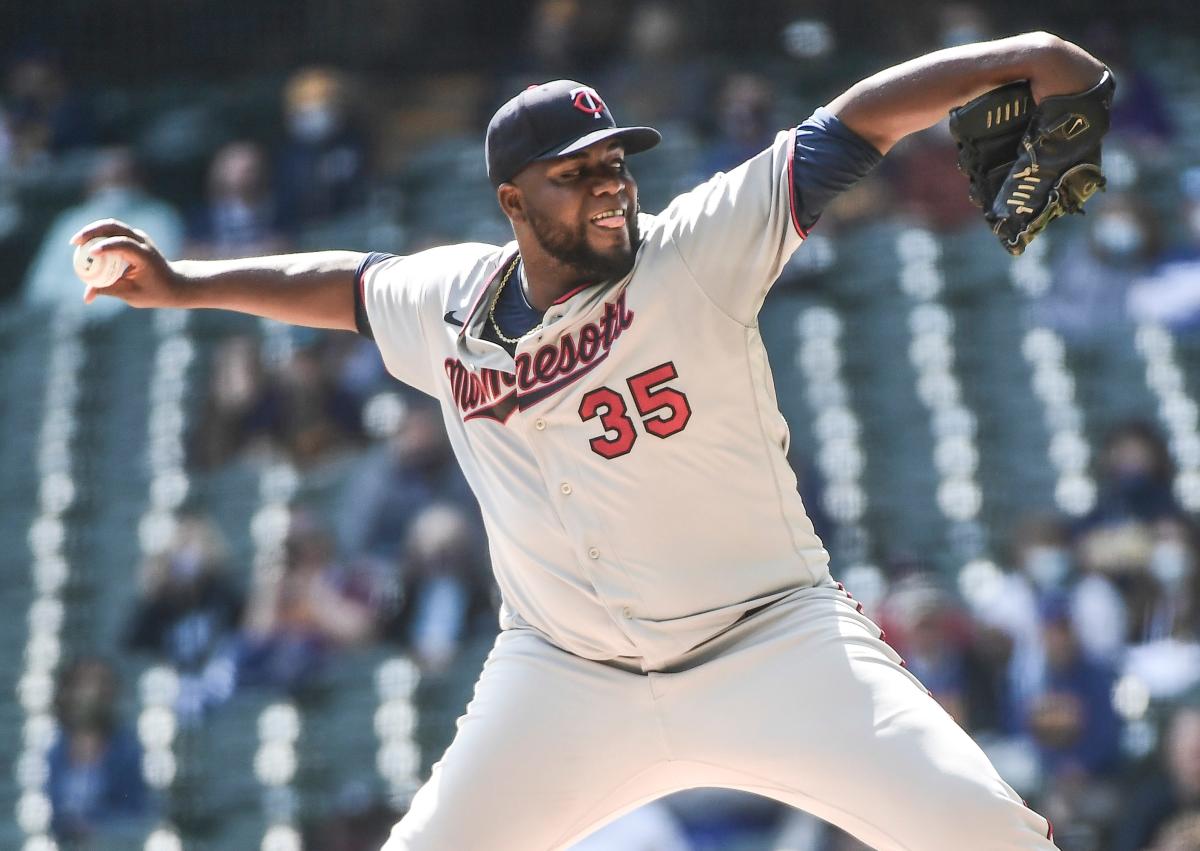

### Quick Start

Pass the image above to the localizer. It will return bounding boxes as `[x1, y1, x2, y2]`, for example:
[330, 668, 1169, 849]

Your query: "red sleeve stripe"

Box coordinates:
[786, 125, 810, 239]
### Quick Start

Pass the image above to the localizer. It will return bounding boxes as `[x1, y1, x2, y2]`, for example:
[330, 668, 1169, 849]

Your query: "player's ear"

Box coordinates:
[497, 183, 525, 224]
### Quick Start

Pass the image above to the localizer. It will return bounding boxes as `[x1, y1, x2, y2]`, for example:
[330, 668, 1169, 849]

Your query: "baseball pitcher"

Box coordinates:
[77, 31, 1112, 850]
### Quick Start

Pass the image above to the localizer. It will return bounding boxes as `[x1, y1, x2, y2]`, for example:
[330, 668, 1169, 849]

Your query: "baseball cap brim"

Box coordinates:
[535, 125, 661, 162]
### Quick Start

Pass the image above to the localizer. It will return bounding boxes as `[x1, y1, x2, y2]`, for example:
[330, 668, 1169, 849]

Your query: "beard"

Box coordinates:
[526, 205, 640, 283]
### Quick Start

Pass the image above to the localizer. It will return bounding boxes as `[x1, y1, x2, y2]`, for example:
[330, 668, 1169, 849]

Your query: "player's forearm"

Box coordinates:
[169, 251, 363, 331]
[827, 32, 1106, 155]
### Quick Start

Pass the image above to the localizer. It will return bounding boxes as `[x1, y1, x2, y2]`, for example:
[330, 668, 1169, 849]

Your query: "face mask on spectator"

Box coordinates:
[1024, 546, 1071, 589]
[290, 105, 338, 144]
[1112, 469, 1161, 510]
[61, 674, 115, 731]
[1150, 540, 1194, 587]
[169, 545, 204, 583]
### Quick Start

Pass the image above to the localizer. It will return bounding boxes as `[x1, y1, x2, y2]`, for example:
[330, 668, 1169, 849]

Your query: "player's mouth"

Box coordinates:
[590, 209, 626, 230]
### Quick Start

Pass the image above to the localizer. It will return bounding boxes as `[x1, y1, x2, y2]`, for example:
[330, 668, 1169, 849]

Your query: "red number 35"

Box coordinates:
[578, 361, 692, 459]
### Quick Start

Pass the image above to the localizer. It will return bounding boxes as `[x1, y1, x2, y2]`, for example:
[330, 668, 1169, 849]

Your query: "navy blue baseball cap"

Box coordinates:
[485, 80, 661, 187]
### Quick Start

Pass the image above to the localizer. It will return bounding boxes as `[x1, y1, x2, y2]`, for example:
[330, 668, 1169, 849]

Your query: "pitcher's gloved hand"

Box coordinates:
[948, 79, 1035, 212]
[949, 68, 1115, 255]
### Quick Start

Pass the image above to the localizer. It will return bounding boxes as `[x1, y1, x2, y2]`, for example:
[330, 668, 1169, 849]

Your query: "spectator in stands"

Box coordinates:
[1127, 168, 1200, 333]
[124, 513, 244, 721]
[193, 334, 284, 468]
[1115, 700, 1200, 851]
[969, 513, 1065, 686]
[1019, 512, 1128, 666]
[1003, 589, 1125, 849]
[337, 402, 476, 562]
[522, 0, 585, 76]
[195, 334, 363, 469]
[237, 509, 383, 692]
[503, 0, 625, 86]
[880, 120, 979, 232]
[329, 333, 401, 420]
[1084, 22, 1174, 155]
[1083, 420, 1181, 534]
[935, 3, 991, 49]
[185, 141, 288, 260]
[22, 147, 183, 319]
[1011, 594, 1121, 781]
[699, 73, 776, 177]
[876, 4, 993, 232]
[4, 51, 95, 167]
[963, 512, 1127, 759]
[1033, 193, 1165, 343]
[46, 656, 152, 842]
[877, 574, 1005, 733]
[275, 68, 368, 234]
[273, 338, 366, 465]
[1073, 422, 1189, 655]
[389, 503, 494, 674]
[605, 2, 710, 131]
[1123, 519, 1200, 701]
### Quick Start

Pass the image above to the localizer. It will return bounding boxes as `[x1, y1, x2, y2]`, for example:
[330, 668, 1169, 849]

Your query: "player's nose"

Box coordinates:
[589, 171, 624, 197]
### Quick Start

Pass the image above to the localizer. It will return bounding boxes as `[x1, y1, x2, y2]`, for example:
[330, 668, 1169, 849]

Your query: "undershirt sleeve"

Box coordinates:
[790, 107, 884, 233]
[353, 251, 396, 340]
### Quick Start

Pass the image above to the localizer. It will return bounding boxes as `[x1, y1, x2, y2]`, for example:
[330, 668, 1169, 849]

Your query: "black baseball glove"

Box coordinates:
[949, 68, 1116, 255]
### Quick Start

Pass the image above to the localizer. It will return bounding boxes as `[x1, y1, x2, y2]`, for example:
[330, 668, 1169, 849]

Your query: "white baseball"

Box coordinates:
[73, 238, 130, 288]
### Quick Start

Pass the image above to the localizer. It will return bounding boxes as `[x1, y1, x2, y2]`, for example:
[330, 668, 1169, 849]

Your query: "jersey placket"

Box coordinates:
[508, 304, 645, 647]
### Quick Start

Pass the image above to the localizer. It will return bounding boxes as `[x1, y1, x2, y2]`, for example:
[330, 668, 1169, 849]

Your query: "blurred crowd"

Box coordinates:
[4, 1, 1200, 850]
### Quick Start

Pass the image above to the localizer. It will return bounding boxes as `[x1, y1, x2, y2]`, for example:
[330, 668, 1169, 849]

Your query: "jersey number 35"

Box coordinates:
[578, 361, 691, 460]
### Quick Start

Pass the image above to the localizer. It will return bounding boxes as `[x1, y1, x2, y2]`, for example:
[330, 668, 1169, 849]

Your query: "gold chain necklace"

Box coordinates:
[488, 255, 543, 345]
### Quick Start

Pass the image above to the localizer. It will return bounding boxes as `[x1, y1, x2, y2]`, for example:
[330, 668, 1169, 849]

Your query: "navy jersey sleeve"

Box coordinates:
[791, 107, 884, 233]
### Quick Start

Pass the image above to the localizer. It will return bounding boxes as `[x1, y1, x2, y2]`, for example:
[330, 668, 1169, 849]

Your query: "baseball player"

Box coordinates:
[76, 31, 1109, 850]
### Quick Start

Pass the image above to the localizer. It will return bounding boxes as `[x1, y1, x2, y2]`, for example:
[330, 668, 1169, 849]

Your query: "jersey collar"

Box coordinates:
[459, 245, 519, 341]
[459, 231, 644, 348]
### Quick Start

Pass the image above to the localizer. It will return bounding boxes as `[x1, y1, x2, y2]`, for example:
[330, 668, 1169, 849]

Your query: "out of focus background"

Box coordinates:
[2, 1, 1200, 850]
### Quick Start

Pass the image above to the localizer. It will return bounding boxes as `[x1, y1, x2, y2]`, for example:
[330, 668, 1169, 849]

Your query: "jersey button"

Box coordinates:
[560, 482, 572, 495]
[534, 419, 547, 431]
[587, 547, 600, 560]
[621, 606, 633, 619]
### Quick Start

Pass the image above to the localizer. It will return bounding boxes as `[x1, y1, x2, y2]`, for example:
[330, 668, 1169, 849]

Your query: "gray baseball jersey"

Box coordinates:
[364, 110, 1058, 851]
[356, 111, 877, 671]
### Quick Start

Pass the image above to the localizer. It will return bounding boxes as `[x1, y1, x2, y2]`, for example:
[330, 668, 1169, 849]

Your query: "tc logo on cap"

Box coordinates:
[570, 86, 606, 118]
